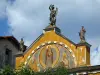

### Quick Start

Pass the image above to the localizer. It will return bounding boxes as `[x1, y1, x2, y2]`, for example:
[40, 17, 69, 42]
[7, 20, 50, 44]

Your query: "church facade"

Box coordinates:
[15, 5, 100, 75]
[16, 25, 91, 71]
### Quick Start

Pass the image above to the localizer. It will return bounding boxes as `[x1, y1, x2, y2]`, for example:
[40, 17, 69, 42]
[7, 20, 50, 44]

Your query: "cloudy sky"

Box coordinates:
[0, 0, 100, 65]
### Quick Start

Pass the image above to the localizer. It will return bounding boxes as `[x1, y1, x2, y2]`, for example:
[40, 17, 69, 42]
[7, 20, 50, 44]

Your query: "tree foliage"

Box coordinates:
[0, 66, 70, 75]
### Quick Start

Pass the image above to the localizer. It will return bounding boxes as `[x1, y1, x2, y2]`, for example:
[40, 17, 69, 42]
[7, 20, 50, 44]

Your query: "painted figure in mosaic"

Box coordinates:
[62, 52, 69, 68]
[45, 46, 53, 68]
[20, 38, 24, 52]
[32, 58, 40, 72]
[49, 4, 58, 25]
[79, 26, 86, 42]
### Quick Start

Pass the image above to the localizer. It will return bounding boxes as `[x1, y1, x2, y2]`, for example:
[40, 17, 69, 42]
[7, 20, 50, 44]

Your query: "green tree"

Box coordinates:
[0, 65, 15, 75]
[16, 67, 34, 75]
[0, 66, 69, 75]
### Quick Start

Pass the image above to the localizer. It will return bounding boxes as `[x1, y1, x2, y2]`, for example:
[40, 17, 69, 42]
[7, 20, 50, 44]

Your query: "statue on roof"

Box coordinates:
[79, 26, 86, 42]
[20, 38, 24, 52]
[49, 4, 58, 26]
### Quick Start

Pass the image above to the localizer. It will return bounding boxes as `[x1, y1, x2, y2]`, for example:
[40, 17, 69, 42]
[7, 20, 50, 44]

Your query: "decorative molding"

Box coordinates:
[59, 42, 63, 45]
[32, 50, 34, 54]
[82, 72, 87, 74]
[54, 41, 57, 44]
[36, 46, 40, 49]
[41, 43, 45, 46]
[92, 71, 97, 73]
[88, 71, 100, 74]
[28, 56, 30, 59]
[65, 45, 68, 48]
[48, 41, 52, 44]
[69, 49, 72, 53]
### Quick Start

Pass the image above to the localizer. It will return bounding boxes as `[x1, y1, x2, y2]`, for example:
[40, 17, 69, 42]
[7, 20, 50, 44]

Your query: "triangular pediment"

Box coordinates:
[23, 29, 76, 56]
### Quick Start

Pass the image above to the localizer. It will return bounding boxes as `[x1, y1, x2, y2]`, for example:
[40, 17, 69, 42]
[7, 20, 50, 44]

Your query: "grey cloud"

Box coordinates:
[5, 0, 100, 65]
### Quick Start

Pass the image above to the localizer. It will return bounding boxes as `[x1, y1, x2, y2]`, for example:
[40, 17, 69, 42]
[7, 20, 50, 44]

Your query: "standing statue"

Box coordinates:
[49, 4, 58, 25]
[20, 38, 24, 52]
[79, 26, 86, 42]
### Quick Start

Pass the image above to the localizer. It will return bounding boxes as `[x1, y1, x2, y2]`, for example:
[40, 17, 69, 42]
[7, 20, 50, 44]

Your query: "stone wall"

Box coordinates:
[0, 39, 19, 68]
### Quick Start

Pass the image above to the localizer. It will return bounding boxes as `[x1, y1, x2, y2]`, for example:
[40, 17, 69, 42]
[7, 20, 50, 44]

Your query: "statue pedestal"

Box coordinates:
[76, 42, 91, 67]
[43, 25, 61, 33]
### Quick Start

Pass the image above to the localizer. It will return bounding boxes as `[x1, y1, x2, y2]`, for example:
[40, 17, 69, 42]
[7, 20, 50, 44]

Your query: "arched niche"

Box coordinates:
[24, 41, 76, 71]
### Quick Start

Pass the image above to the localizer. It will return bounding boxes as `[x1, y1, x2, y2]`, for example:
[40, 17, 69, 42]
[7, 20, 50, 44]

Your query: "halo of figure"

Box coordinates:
[79, 26, 86, 42]
[49, 4, 58, 25]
